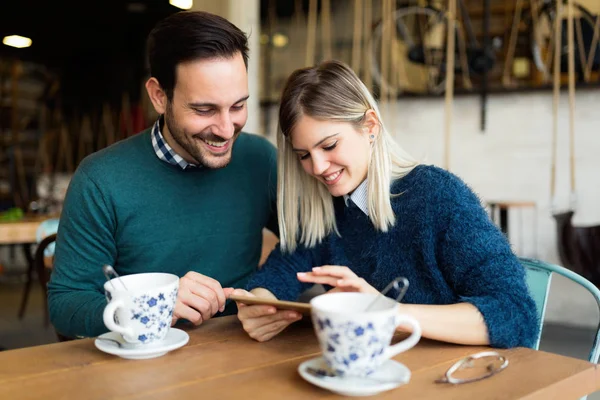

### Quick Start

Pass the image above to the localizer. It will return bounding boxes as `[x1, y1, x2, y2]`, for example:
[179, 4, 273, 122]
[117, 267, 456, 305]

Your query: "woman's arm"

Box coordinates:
[298, 266, 490, 345]
[398, 303, 489, 345]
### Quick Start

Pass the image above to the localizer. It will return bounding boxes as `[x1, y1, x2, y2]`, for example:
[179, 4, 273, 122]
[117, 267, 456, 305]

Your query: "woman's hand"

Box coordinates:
[297, 265, 379, 294]
[233, 288, 302, 342]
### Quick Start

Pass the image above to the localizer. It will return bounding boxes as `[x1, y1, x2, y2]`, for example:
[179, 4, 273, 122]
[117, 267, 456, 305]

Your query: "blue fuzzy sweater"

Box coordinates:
[247, 165, 539, 348]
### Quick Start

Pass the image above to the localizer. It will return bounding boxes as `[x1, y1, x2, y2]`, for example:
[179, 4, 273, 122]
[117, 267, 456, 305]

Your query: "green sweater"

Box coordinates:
[48, 130, 278, 338]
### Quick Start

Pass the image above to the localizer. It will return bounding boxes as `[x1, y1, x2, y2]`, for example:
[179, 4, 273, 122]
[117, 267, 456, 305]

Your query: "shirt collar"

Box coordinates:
[151, 117, 199, 170]
[343, 179, 369, 216]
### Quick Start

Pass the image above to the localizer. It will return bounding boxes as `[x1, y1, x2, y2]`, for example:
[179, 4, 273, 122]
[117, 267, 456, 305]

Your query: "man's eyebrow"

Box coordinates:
[188, 95, 250, 108]
[292, 133, 340, 152]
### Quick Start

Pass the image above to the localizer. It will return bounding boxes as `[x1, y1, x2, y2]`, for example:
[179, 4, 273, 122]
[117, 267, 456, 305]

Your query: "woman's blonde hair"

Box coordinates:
[278, 60, 417, 252]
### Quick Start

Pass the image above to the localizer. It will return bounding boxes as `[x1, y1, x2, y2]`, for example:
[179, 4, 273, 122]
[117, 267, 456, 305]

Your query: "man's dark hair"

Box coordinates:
[147, 11, 249, 101]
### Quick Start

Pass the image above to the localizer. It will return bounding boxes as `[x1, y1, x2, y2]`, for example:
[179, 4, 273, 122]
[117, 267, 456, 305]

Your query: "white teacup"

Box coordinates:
[310, 292, 421, 377]
[103, 272, 179, 345]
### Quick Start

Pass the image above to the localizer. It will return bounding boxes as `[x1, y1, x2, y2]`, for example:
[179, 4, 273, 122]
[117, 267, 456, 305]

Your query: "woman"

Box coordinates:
[233, 60, 538, 348]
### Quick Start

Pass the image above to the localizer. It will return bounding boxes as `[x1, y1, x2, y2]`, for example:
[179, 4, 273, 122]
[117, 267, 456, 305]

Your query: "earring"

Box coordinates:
[369, 135, 375, 139]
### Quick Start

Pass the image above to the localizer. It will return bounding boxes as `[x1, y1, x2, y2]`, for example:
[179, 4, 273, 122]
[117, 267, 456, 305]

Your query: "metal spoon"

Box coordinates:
[364, 277, 409, 312]
[102, 265, 129, 291]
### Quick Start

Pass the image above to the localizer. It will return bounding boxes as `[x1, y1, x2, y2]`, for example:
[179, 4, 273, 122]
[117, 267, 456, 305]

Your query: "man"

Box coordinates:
[48, 11, 278, 338]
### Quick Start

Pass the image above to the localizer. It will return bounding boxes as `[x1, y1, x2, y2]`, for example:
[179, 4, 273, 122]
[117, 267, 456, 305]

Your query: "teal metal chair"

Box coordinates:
[521, 257, 600, 364]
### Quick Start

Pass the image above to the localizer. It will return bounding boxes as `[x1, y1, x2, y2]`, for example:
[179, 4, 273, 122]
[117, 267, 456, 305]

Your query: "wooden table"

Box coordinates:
[0, 316, 598, 399]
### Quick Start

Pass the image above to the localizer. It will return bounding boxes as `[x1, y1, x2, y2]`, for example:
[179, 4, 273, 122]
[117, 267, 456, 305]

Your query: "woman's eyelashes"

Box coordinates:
[323, 141, 337, 151]
[298, 141, 338, 160]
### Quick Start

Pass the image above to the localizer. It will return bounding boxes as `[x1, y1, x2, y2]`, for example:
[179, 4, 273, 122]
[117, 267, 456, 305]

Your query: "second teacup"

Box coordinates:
[310, 292, 421, 378]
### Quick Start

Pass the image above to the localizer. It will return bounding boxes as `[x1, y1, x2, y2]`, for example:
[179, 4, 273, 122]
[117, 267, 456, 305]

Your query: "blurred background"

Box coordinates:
[0, 0, 599, 380]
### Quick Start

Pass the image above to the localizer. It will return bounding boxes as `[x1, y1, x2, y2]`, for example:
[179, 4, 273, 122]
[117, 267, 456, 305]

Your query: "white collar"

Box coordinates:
[343, 179, 369, 216]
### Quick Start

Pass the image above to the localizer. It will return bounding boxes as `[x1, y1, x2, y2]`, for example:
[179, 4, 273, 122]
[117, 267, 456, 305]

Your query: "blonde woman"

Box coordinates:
[233, 60, 538, 348]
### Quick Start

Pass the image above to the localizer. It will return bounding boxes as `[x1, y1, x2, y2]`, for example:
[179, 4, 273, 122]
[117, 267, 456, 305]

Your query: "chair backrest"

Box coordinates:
[36, 218, 60, 257]
[35, 233, 57, 285]
[521, 257, 600, 364]
[34, 232, 72, 342]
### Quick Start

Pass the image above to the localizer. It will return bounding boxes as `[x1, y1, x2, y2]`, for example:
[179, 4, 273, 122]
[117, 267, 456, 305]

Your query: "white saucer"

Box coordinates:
[94, 328, 189, 360]
[298, 356, 410, 397]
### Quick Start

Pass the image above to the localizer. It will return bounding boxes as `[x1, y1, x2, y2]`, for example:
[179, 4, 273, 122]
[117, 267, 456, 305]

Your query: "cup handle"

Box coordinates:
[103, 299, 135, 339]
[384, 314, 422, 359]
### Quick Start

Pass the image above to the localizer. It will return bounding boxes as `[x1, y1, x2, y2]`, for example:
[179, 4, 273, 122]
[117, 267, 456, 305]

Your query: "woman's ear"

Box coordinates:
[363, 109, 380, 143]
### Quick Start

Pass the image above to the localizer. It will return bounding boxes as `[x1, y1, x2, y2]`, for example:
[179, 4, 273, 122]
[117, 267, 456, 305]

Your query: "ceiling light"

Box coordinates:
[2, 35, 32, 49]
[169, 0, 193, 10]
[272, 33, 289, 48]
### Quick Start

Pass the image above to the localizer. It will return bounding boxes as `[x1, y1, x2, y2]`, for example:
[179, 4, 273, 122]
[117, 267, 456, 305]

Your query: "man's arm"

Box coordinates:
[48, 167, 118, 338]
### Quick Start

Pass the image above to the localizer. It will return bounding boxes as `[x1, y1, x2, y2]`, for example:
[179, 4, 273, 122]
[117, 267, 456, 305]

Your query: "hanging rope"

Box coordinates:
[321, 0, 332, 60]
[502, 0, 524, 86]
[352, 0, 363, 73]
[363, 0, 373, 92]
[9, 61, 30, 208]
[294, 0, 304, 27]
[567, 0, 576, 197]
[380, 0, 390, 104]
[574, 17, 587, 81]
[544, 24, 556, 77]
[443, 0, 457, 170]
[585, 14, 600, 81]
[550, 0, 562, 201]
[55, 124, 74, 174]
[529, 0, 547, 81]
[388, 0, 399, 100]
[305, 0, 318, 66]
[456, 20, 473, 89]
[412, 0, 431, 90]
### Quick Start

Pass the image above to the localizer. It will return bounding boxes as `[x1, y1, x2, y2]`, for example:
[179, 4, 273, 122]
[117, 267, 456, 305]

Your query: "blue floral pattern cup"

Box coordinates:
[310, 292, 421, 377]
[103, 272, 179, 345]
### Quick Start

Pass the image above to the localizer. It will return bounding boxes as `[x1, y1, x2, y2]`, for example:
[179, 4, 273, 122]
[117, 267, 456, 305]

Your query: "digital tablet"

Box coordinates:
[229, 294, 312, 315]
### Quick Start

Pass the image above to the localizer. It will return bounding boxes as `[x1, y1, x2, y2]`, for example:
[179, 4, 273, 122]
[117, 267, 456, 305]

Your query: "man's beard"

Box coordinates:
[164, 110, 239, 169]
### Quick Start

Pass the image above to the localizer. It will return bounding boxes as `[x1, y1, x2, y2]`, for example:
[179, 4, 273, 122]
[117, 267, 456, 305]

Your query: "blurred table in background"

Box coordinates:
[488, 200, 537, 257]
[0, 214, 58, 320]
[0, 215, 50, 245]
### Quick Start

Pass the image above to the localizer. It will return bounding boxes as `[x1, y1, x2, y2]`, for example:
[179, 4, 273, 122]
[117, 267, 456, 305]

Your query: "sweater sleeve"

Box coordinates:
[246, 244, 321, 301]
[434, 172, 539, 348]
[48, 166, 118, 338]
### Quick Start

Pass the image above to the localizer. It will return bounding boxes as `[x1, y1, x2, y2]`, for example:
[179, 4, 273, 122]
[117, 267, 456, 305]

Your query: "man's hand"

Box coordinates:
[233, 288, 302, 342]
[171, 271, 234, 326]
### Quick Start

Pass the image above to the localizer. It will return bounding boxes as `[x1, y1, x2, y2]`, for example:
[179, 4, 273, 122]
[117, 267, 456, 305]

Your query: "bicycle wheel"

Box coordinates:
[371, 6, 450, 95]
[529, 0, 599, 80]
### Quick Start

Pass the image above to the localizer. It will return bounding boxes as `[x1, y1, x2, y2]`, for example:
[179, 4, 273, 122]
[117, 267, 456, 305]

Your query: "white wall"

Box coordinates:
[261, 88, 600, 327]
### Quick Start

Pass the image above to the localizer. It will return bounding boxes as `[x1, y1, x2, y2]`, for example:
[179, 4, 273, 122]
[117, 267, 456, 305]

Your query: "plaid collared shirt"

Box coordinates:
[150, 118, 199, 170]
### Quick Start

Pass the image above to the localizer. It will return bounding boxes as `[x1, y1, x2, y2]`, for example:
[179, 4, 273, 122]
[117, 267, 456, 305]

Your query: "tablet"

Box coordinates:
[229, 294, 312, 315]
